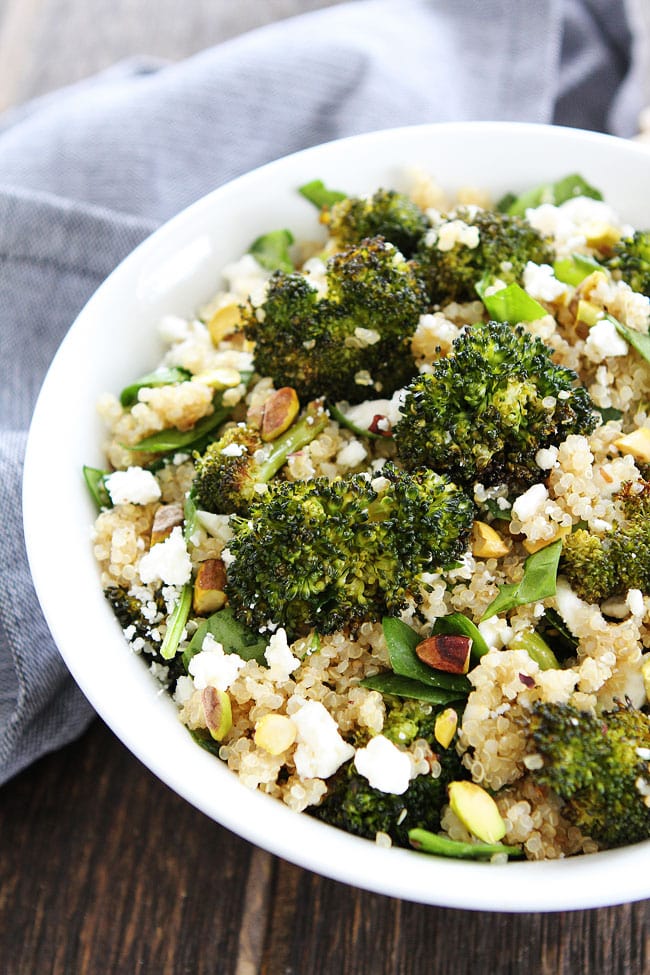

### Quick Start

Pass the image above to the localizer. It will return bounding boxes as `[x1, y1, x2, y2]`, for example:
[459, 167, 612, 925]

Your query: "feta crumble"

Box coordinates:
[291, 700, 355, 779]
[354, 735, 412, 794]
[627, 589, 645, 618]
[188, 633, 246, 691]
[523, 262, 567, 302]
[430, 219, 480, 252]
[221, 441, 248, 458]
[138, 526, 192, 586]
[511, 483, 549, 523]
[105, 466, 161, 506]
[535, 445, 559, 471]
[336, 439, 368, 469]
[584, 318, 629, 362]
[264, 628, 300, 682]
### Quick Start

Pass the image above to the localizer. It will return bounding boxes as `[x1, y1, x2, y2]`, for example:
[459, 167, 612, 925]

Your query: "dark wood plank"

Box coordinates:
[2, 718, 648, 975]
[262, 858, 649, 975]
[0, 720, 263, 975]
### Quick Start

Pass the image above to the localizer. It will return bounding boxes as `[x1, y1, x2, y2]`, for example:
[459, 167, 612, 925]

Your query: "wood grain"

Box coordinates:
[3, 720, 647, 975]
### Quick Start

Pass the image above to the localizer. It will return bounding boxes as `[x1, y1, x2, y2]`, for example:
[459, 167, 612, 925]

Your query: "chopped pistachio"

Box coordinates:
[614, 427, 650, 463]
[448, 780, 507, 844]
[416, 634, 472, 674]
[202, 686, 233, 741]
[583, 222, 621, 251]
[192, 366, 242, 389]
[576, 299, 603, 328]
[261, 387, 300, 442]
[254, 713, 297, 755]
[193, 558, 228, 615]
[151, 502, 184, 546]
[522, 524, 570, 554]
[434, 708, 458, 749]
[207, 302, 242, 344]
[472, 520, 510, 558]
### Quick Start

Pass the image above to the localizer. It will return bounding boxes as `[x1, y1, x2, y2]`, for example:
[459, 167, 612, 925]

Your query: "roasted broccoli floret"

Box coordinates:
[604, 230, 650, 297]
[413, 206, 554, 306]
[242, 235, 428, 404]
[560, 479, 650, 604]
[225, 462, 474, 638]
[322, 188, 429, 257]
[529, 700, 650, 848]
[192, 399, 328, 516]
[311, 697, 466, 845]
[394, 320, 598, 491]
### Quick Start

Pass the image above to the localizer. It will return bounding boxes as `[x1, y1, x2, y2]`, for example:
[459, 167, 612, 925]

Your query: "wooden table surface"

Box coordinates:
[1, 2, 648, 972]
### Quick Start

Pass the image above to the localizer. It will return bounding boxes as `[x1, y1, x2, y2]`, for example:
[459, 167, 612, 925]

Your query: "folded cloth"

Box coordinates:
[1, 0, 647, 785]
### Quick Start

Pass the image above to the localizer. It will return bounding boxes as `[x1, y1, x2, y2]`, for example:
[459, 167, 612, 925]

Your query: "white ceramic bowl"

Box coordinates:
[23, 122, 650, 911]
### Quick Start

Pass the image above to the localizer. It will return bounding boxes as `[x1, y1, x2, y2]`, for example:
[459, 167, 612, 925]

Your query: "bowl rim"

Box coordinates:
[23, 120, 650, 912]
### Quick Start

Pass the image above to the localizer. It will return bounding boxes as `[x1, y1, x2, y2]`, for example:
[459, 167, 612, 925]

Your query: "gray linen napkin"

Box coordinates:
[1, 0, 647, 785]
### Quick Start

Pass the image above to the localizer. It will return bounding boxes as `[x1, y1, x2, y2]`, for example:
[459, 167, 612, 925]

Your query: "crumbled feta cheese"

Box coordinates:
[478, 617, 512, 651]
[195, 511, 233, 546]
[188, 633, 246, 691]
[523, 262, 567, 302]
[149, 660, 170, 684]
[302, 257, 328, 297]
[221, 253, 271, 300]
[105, 466, 161, 506]
[354, 370, 374, 387]
[158, 314, 191, 343]
[342, 398, 393, 433]
[433, 219, 480, 252]
[352, 327, 381, 347]
[584, 318, 629, 362]
[292, 701, 355, 779]
[221, 441, 248, 458]
[535, 445, 559, 471]
[138, 526, 192, 586]
[526, 197, 627, 256]
[483, 278, 508, 297]
[511, 483, 548, 523]
[264, 628, 300, 682]
[173, 674, 195, 705]
[554, 577, 590, 634]
[354, 735, 412, 794]
[412, 312, 461, 359]
[221, 547, 236, 569]
[627, 589, 645, 618]
[336, 439, 368, 469]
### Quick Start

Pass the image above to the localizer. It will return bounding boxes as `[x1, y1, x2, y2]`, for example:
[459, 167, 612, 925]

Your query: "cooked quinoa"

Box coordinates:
[91, 172, 650, 861]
